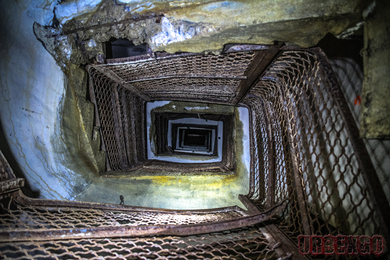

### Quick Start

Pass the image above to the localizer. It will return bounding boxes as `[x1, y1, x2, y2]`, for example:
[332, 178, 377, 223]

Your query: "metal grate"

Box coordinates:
[91, 51, 257, 105]
[0, 195, 248, 232]
[0, 226, 280, 260]
[243, 49, 387, 249]
[88, 67, 146, 171]
[105, 52, 255, 82]
[132, 77, 240, 103]
[0, 145, 290, 258]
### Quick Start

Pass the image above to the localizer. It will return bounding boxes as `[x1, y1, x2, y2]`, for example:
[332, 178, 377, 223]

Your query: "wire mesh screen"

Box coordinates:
[95, 52, 257, 104]
[0, 147, 292, 259]
[105, 52, 254, 82]
[0, 225, 279, 260]
[243, 50, 383, 245]
[0, 196, 248, 232]
[131, 77, 240, 103]
[88, 67, 146, 171]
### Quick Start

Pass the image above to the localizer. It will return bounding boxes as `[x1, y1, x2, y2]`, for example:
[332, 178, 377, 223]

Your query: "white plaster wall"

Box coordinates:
[0, 0, 90, 200]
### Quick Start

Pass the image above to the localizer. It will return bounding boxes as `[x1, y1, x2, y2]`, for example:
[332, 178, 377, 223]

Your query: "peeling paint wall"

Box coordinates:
[32, 0, 369, 69]
[0, 0, 85, 200]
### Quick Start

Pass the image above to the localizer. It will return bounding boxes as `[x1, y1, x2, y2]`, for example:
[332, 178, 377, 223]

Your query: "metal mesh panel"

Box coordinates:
[0, 196, 247, 231]
[104, 52, 255, 82]
[132, 77, 240, 103]
[89, 67, 123, 171]
[89, 68, 146, 171]
[243, 50, 382, 245]
[0, 226, 279, 260]
[92, 52, 257, 104]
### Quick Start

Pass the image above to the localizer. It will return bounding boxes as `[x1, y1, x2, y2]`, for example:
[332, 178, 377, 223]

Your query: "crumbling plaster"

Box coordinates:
[34, 0, 369, 68]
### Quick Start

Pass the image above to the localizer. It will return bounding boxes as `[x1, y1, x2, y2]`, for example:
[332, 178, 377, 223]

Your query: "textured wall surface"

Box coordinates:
[0, 0, 83, 200]
[360, 0, 390, 138]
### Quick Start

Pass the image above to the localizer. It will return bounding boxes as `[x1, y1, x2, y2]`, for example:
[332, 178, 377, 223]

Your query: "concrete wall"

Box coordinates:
[0, 0, 83, 200]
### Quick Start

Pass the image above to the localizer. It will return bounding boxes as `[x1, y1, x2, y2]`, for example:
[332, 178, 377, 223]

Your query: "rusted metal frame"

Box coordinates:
[296, 73, 327, 228]
[0, 151, 16, 181]
[245, 96, 268, 203]
[0, 199, 287, 242]
[142, 160, 230, 174]
[278, 83, 312, 236]
[13, 190, 244, 215]
[154, 51, 199, 60]
[233, 43, 282, 105]
[133, 96, 145, 163]
[87, 69, 101, 130]
[218, 163, 230, 172]
[156, 114, 163, 154]
[273, 93, 299, 227]
[238, 102, 256, 199]
[143, 100, 148, 161]
[119, 88, 135, 167]
[106, 54, 153, 64]
[258, 225, 289, 259]
[125, 74, 247, 83]
[129, 94, 139, 164]
[112, 83, 129, 169]
[262, 224, 310, 260]
[161, 114, 167, 154]
[261, 98, 276, 208]
[138, 98, 146, 161]
[238, 194, 261, 215]
[221, 116, 234, 170]
[161, 114, 169, 154]
[143, 89, 236, 95]
[250, 94, 274, 206]
[312, 47, 390, 243]
[106, 51, 199, 65]
[150, 97, 233, 106]
[92, 65, 150, 101]
[87, 67, 111, 172]
[0, 178, 24, 194]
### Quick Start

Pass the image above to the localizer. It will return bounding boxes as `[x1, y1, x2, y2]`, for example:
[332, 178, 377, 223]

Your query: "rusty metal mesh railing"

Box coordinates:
[94, 52, 256, 104]
[0, 149, 290, 259]
[0, 226, 280, 260]
[88, 67, 146, 171]
[132, 77, 240, 103]
[0, 195, 249, 232]
[243, 50, 385, 249]
[105, 52, 254, 82]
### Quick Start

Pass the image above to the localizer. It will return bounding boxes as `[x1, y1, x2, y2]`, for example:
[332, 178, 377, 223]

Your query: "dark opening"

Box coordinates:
[106, 38, 148, 59]
[173, 124, 216, 155]
[184, 133, 207, 146]
[182, 129, 210, 147]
